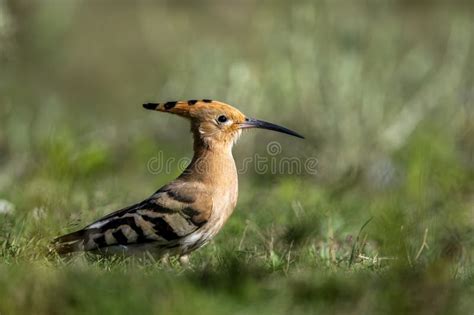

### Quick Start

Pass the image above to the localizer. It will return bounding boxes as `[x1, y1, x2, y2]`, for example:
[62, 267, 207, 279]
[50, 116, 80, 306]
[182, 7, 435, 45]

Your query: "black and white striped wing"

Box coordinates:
[54, 182, 212, 254]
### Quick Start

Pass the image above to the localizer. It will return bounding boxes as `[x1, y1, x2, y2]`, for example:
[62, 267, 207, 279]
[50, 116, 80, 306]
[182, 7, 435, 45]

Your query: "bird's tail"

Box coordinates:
[51, 229, 88, 255]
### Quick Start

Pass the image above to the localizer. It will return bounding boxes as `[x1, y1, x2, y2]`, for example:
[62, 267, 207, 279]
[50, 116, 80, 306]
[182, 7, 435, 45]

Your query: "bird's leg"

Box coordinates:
[159, 252, 170, 266]
[179, 255, 190, 266]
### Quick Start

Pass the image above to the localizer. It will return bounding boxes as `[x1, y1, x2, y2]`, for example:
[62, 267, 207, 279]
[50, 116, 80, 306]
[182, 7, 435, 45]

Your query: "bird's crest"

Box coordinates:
[143, 99, 244, 120]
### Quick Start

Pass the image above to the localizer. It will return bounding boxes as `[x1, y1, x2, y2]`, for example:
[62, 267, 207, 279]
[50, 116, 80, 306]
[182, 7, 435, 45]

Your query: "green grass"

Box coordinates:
[0, 1, 473, 314]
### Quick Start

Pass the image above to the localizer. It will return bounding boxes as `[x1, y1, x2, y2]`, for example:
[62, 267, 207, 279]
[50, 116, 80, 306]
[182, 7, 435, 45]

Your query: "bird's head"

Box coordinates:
[143, 99, 304, 148]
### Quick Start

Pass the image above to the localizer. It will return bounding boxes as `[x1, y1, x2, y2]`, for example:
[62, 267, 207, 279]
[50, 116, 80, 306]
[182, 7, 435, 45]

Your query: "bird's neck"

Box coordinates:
[179, 134, 238, 190]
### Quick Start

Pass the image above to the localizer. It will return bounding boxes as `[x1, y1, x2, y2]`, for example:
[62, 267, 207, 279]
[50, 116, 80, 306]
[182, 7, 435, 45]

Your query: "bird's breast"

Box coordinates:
[180, 181, 238, 254]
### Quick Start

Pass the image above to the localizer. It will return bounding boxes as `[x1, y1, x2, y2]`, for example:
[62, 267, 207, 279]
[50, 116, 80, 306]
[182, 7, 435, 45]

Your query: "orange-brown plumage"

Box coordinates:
[53, 99, 303, 260]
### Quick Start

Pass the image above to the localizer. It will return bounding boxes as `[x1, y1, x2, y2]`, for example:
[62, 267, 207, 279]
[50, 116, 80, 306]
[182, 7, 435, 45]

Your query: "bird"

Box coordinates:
[53, 99, 304, 262]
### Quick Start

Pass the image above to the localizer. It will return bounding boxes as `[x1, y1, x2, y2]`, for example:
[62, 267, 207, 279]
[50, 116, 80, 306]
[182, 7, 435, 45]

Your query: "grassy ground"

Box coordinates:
[0, 1, 473, 314]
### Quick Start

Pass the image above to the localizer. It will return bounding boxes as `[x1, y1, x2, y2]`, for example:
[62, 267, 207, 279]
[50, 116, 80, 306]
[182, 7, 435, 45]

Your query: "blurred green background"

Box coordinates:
[0, 1, 473, 314]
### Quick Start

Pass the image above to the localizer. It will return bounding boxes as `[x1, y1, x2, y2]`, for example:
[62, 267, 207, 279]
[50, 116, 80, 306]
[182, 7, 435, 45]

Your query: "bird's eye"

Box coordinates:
[217, 115, 228, 123]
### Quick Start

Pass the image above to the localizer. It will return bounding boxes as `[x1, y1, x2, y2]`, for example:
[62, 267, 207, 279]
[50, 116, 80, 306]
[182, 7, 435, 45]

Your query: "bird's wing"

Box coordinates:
[53, 181, 213, 254]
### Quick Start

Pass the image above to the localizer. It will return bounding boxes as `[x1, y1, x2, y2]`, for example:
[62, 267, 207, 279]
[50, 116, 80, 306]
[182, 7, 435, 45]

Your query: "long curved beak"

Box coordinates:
[239, 118, 304, 139]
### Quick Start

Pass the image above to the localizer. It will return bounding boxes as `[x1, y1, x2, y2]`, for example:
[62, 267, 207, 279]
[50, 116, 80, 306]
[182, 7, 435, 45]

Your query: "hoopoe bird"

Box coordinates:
[53, 99, 303, 261]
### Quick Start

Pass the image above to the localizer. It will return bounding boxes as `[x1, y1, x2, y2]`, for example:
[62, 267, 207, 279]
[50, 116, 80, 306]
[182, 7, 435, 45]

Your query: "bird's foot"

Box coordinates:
[179, 255, 190, 266]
